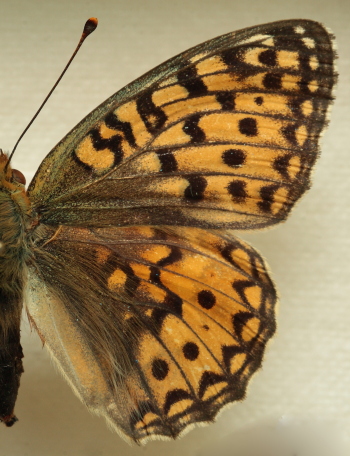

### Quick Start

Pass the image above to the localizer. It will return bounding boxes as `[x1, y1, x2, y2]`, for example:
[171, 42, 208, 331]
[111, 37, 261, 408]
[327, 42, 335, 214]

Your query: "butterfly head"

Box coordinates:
[0, 150, 27, 192]
[0, 150, 30, 268]
[0, 150, 30, 218]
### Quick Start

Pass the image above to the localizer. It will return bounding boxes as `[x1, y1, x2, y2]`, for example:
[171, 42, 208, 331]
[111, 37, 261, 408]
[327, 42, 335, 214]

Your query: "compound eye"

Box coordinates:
[12, 169, 26, 185]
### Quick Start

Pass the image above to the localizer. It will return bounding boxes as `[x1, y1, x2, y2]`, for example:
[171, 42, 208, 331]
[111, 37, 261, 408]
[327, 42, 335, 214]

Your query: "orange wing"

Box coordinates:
[24, 19, 337, 442]
[28, 19, 336, 231]
[26, 225, 276, 442]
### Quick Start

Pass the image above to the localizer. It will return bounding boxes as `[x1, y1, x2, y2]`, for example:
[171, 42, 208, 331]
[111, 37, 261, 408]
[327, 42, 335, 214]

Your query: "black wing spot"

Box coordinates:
[152, 358, 169, 381]
[227, 180, 247, 202]
[216, 92, 236, 111]
[239, 117, 258, 136]
[257, 184, 281, 213]
[184, 175, 207, 201]
[263, 73, 282, 90]
[282, 124, 298, 145]
[183, 342, 199, 361]
[258, 49, 277, 67]
[156, 148, 178, 173]
[273, 154, 293, 179]
[183, 114, 206, 143]
[177, 66, 208, 97]
[222, 148, 246, 167]
[254, 96, 264, 106]
[197, 290, 216, 309]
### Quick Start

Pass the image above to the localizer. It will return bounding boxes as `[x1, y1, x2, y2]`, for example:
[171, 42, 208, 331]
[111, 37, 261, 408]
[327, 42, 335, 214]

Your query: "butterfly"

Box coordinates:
[0, 19, 336, 443]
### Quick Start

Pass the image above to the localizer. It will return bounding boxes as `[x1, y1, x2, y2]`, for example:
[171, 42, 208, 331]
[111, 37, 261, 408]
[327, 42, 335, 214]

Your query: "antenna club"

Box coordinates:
[83, 18, 98, 37]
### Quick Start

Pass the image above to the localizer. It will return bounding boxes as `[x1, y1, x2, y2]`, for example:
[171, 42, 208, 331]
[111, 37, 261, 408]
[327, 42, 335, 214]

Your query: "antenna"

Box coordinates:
[5, 17, 98, 171]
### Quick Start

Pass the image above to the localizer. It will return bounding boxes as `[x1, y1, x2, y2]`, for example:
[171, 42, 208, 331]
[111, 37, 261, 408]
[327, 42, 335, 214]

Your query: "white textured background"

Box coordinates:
[0, 1, 349, 455]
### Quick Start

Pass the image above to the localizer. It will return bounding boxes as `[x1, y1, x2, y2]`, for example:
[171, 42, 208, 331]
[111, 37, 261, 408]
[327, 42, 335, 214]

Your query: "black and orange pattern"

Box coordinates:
[0, 20, 336, 442]
[30, 19, 335, 233]
[27, 225, 276, 440]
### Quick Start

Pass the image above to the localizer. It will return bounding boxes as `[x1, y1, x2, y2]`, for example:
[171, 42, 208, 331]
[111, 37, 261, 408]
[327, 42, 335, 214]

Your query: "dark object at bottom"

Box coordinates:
[0, 328, 24, 427]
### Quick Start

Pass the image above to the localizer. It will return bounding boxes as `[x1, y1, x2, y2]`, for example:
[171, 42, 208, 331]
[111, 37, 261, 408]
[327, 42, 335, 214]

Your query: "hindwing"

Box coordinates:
[26, 226, 276, 441]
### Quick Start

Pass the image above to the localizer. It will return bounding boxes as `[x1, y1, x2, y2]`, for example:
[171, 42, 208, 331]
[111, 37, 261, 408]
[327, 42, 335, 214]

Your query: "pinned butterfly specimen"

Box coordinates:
[0, 18, 336, 443]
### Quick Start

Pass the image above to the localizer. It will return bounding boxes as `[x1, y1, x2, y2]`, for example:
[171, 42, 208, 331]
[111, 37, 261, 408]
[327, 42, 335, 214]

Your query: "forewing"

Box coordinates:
[28, 20, 336, 230]
[25, 226, 276, 442]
